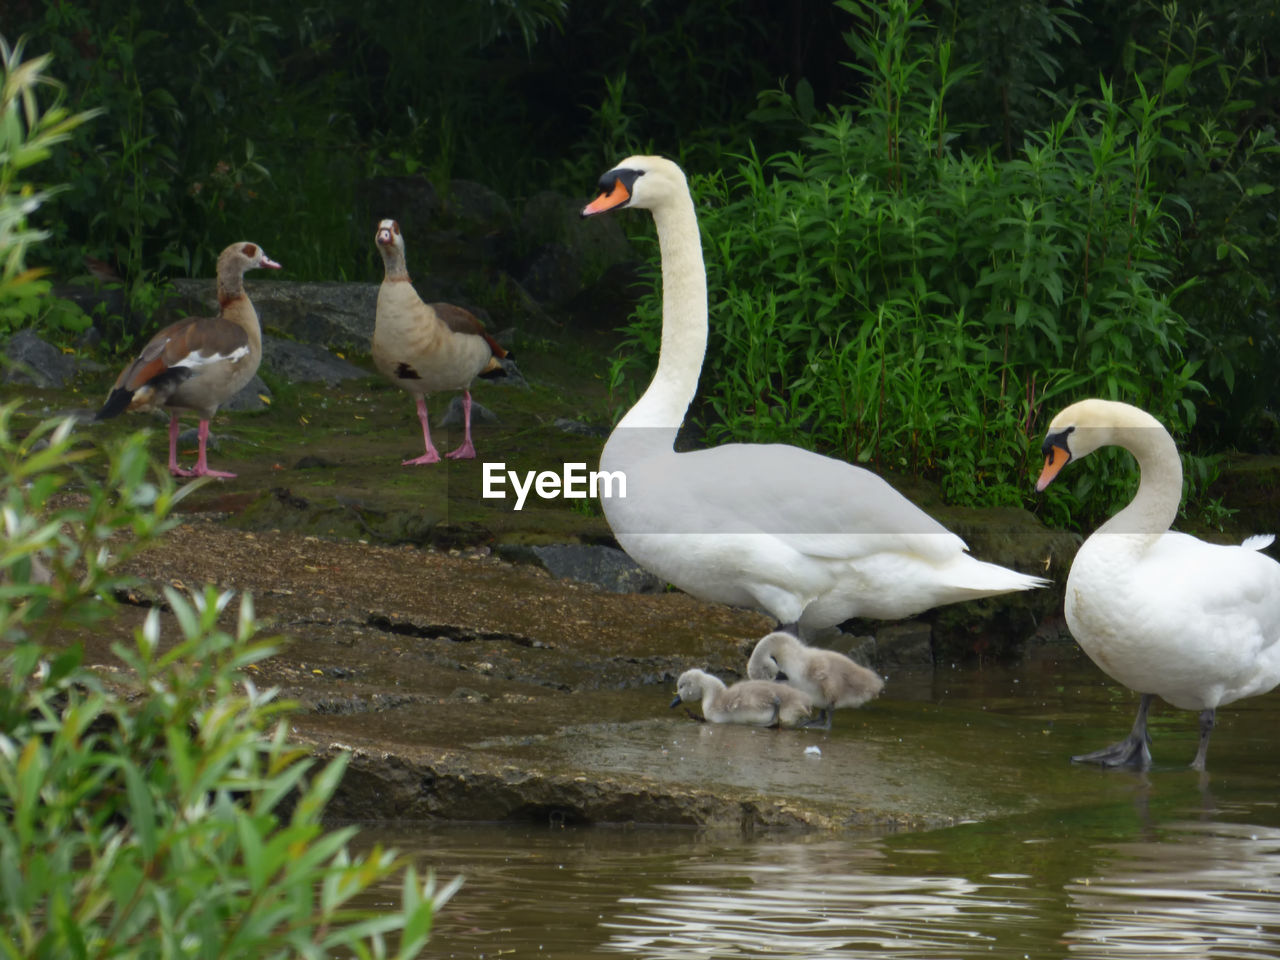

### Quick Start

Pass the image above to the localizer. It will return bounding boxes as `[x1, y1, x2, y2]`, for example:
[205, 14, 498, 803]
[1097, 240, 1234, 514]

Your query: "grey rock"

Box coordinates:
[817, 630, 878, 669]
[520, 242, 581, 306]
[554, 417, 608, 438]
[223, 373, 272, 412]
[446, 179, 514, 237]
[531, 544, 663, 594]
[260, 336, 370, 385]
[437, 394, 499, 428]
[489, 356, 529, 390]
[2, 329, 77, 388]
[519, 190, 635, 308]
[357, 175, 444, 241]
[168, 279, 380, 353]
[177, 426, 219, 450]
[875, 621, 934, 667]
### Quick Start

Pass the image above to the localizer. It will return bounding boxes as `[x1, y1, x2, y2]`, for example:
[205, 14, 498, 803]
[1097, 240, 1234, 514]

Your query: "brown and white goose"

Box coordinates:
[96, 241, 280, 478]
[372, 219, 508, 464]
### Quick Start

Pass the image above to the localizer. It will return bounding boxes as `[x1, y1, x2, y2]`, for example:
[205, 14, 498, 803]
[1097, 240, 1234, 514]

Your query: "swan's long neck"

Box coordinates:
[618, 192, 707, 434]
[1096, 413, 1182, 539]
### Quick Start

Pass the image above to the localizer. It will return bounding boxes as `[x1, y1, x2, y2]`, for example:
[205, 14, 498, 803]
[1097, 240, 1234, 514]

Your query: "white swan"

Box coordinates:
[1036, 398, 1280, 770]
[581, 156, 1046, 634]
[747, 630, 884, 728]
[670, 668, 812, 727]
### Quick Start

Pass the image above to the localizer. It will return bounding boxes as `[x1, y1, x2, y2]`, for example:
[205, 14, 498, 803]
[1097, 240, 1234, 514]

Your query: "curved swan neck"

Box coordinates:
[1096, 415, 1182, 538]
[618, 188, 708, 432]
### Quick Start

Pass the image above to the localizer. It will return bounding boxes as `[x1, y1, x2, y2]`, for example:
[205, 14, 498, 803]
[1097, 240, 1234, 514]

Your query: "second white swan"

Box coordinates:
[1037, 398, 1280, 770]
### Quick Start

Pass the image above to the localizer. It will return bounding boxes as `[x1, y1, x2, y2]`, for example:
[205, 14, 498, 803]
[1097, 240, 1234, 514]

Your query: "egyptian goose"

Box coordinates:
[372, 219, 508, 464]
[670, 668, 813, 728]
[1037, 398, 1280, 770]
[580, 156, 1046, 634]
[95, 241, 280, 477]
[747, 631, 884, 728]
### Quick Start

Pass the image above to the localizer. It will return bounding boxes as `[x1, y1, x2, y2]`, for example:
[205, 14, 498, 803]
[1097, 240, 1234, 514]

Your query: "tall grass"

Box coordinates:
[610, 0, 1208, 526]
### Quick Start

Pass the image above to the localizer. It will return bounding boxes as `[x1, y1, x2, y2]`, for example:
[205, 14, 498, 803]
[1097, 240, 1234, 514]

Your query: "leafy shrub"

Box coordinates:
[0, 406, 458, 957]
[610, 0, 1219, 527]
[2, 47, 456, 949]
[0, 36, 98, 338]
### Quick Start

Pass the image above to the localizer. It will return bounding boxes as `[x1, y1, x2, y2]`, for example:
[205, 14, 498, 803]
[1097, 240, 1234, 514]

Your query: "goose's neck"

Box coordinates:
[381, 247, 411, 283]
[216, 260, 248, 309]
[217, 263, 261, 341]
[1097, 421, 1182, 539]
[618, 194, 707, 434]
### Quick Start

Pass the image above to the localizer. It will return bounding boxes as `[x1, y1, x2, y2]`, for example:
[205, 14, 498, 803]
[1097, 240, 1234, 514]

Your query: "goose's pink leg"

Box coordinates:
[403, 396, 442, 465]
[167, 414, 196, 477]
[190, 420, 236, 478]
[445, 391, 476, 460]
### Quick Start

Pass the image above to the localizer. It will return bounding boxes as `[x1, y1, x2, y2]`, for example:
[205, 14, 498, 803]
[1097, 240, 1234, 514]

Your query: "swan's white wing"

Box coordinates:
[614, 441, 966, 563]
[1076, 532, 1280, 708]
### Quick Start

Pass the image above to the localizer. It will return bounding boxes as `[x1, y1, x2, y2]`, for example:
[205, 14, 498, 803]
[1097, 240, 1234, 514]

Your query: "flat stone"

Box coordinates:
[532, 544, 664, 594]
[223, 373, 272, 412]
[437, 394, 499, 427]
[875, 621, 934, 667]
[261, 336, 369, 385]
[3, 329, 77, 388]
[168, 280, 380, 352]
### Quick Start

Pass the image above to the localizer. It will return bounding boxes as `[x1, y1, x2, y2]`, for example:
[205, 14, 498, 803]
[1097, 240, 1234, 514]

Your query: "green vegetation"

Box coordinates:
[0, 409, 457, 957]
[0, 36, 99, 338]
[610, 0, 1278, 524]
[2, 0, 1277, 522]
[0, 39, 456, 957]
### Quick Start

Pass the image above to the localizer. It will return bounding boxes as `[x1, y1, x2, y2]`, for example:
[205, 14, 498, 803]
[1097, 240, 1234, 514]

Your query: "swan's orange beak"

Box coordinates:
[1036, 444, 1070, 492]
[582, 177, 630, 217]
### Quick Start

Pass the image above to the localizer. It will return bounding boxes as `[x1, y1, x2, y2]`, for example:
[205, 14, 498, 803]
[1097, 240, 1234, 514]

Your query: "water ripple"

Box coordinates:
[1065, 821, 1280, 959]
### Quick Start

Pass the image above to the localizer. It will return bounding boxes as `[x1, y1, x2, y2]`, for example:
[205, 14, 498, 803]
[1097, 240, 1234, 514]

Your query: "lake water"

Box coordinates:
[353, 660, 1280, 959]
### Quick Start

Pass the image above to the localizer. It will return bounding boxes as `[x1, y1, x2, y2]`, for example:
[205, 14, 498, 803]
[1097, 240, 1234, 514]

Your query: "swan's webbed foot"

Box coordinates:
[1071, 734, 1153, 769]
[669, 695, 706, 723]
[1072, 692, 1154, 769]
[799, 707, 832, 730]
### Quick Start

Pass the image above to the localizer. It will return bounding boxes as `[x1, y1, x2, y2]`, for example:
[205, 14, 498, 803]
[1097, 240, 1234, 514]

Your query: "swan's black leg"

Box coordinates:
[798, 706, 831, 730]
[1191, 707, 1215, 772]
[1073, 692, 1154, 769]
[775, 621, 801, 638]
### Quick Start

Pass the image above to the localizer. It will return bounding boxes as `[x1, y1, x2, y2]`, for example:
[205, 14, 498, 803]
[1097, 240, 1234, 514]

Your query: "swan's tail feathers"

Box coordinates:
[1242, 534, 1275, 552]
[945, 557, 1050, 597]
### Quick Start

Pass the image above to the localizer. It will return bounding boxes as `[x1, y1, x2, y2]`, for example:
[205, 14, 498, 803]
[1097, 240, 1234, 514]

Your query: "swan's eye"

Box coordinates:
[1041, 425, 1075, 456]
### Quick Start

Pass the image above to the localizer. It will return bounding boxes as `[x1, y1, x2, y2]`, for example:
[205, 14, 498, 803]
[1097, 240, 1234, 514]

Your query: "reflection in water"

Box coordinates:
[397, 810, 1280, 959]
[603, 854, 1034, 958]
[356, 662, 1280, 959]
[1066, 821, 1280, 959]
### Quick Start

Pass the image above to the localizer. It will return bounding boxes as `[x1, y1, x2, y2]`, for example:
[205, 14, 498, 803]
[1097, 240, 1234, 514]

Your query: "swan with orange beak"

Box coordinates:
[1036, 398, 1280, 770]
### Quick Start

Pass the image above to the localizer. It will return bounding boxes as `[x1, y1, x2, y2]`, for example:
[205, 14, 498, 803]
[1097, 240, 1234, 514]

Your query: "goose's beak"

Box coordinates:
[669, 695, 683, 709]
[1036, 444, 1071, 492]
[582, 177, 630, 217]
[261, 255, 282, 270]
